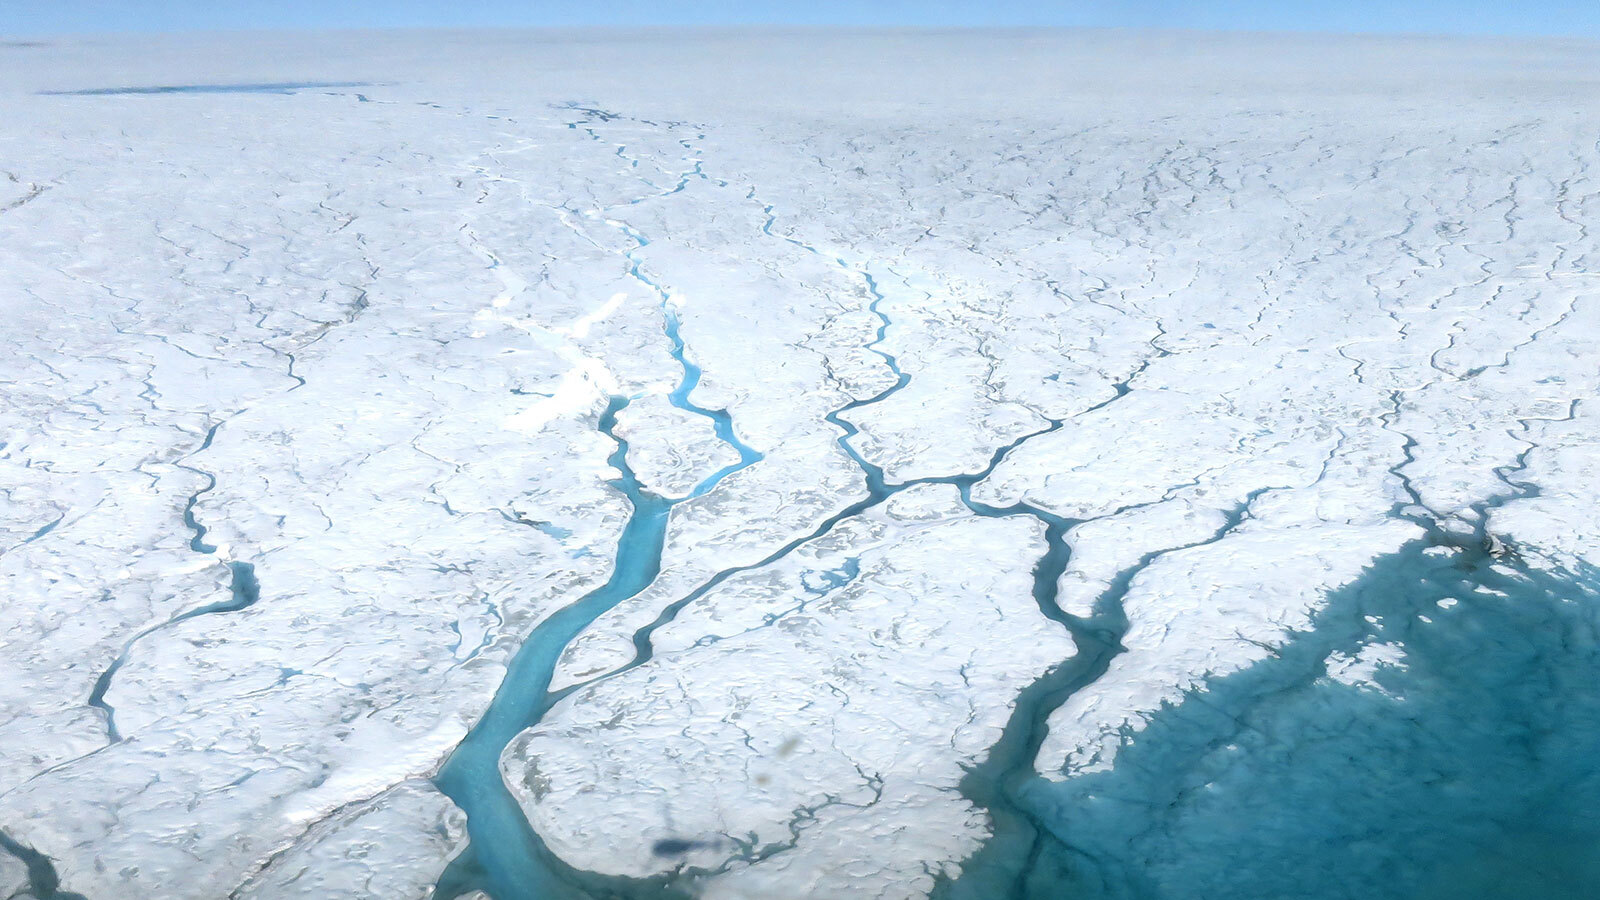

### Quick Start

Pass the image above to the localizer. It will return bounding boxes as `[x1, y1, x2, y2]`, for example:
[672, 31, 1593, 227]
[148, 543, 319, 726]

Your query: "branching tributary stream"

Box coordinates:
[89, 421, 262, 743]
[432, 107, 1202, 900]
[934, 403, 1600, 900]
[437, 104, 1594, 900]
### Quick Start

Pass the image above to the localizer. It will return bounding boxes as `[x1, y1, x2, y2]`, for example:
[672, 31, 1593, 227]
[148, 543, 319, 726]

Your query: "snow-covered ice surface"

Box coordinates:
[2, 27, 1600, 900]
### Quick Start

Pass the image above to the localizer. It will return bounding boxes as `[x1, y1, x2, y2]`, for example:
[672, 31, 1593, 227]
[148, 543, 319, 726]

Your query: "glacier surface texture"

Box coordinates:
[3, 28, 1600, 900]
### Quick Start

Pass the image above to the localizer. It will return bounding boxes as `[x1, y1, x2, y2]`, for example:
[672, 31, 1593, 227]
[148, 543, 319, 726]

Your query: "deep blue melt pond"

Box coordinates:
[1001, 542, 1600, 900]
[41, 82, 371, 96]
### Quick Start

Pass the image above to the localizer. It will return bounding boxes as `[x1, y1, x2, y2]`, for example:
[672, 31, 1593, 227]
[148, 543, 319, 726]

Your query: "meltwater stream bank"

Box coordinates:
[2, 28, 1600, 900]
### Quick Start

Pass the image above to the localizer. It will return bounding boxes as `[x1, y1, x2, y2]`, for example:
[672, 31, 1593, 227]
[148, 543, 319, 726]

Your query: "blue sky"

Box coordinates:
[4, 0, 1598, 38]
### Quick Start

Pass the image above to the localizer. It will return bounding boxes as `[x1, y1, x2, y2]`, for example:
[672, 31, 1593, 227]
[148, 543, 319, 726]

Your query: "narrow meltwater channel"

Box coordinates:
[612, 219, 761, 498]
[435, 218, 763, 898]
[434, 290, 764, 896]
[88, 562, 260, 742]
[434, 397, 681, 900]
[435, 394, 760, 897]
[88, 421, 262, 743]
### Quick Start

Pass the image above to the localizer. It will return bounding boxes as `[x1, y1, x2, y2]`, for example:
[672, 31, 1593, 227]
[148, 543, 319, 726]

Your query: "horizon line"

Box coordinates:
[8, 22, 1600, 43]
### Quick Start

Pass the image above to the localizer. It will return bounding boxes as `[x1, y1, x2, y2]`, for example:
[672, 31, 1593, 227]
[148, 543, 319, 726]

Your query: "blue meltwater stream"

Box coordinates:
[434, 170, 767, 897]
[435, 132, 1281, 898]
[434, 110, 1600, 900]
[433, 395, 684, 900]
[433, 192, 1114, 897]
